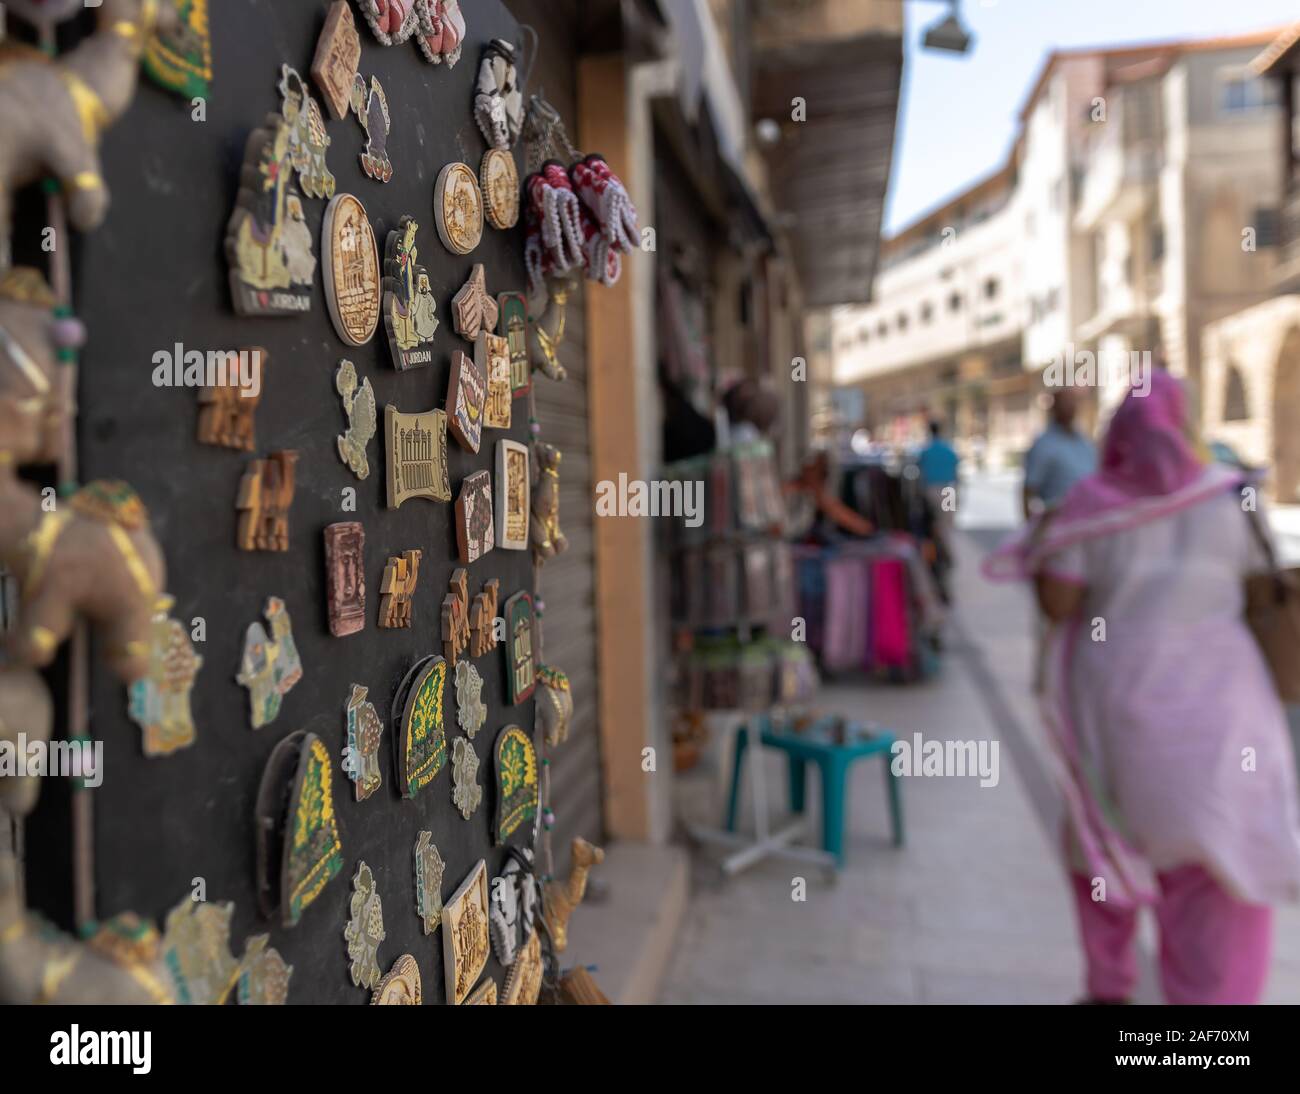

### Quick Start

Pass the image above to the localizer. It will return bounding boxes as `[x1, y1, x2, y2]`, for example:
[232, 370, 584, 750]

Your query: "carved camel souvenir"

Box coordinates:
[530, 442, 569, 566]
[543, 838, 604, 953]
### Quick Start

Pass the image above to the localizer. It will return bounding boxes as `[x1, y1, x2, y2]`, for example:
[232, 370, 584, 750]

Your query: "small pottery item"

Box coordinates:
[324, 522, 366, 637]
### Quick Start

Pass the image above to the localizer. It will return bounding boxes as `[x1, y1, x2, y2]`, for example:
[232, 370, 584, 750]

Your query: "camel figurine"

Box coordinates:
[544, 838, 604, 953]
[236, 450, 298, 552]
[0, 0, 176, 261]
[379, 548, 421, 628]
[530, 442, 569, 566]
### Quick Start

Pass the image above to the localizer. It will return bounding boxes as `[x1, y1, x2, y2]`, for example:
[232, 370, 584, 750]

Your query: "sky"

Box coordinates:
[887, 0, 1300, 234]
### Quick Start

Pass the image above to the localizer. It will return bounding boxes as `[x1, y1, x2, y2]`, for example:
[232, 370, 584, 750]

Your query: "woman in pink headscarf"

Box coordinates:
[986, 371, 1300, 1004]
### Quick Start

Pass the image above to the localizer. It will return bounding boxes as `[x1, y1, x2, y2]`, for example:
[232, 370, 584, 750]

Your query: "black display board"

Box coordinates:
[57, 0, 535, 1003]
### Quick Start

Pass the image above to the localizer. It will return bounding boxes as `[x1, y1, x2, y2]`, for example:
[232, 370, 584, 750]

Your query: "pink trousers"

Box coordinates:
[1069, 867, 1272, 1004]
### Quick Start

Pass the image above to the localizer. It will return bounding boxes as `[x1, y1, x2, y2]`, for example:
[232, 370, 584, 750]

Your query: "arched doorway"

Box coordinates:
[1273, 326, 1300, 504]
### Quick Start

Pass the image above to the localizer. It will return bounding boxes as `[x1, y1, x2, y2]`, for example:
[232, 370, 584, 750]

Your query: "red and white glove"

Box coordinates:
[571, 154, 639, 255]
[415, 0, 465, 66]
[525, 164, 585, 280]
[362, 0, 419, 45]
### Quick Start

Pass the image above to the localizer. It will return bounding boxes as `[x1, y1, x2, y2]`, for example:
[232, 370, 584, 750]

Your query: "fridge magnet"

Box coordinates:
[501, 928, 542, 1006]
[143, 0, 213, 100]
[236, 596, 303, 730]
[385, 406, 451, 506]
[322, 193, 381, 346]
[504, 591, 536, 704]
[435, 162, 484, 255]
[469, 578, 499, 658]
[197, 348, 267, 451]
[415, 0, 465, 66]
[442, 859, 489, 1005]
[489, 847, 536, 967]
[441, 567, 470, 666]
[254, 731, 343, 927]
[445, 349, 486, 454]
[531, 442, 569, 565]
[393, 654, 448, 799]
[378, 549, 422, 629]
[528, 284, 570, 381]
[495, 439, 530, 550]
[450, 263, 498, 340]
[372, 954, 421, 1005]
[498, 292, 530, 396]
[343, 684, 384, 802]
[451, 736, 481, 820]
[225, 118, 315, 317]
[335, 359, 377, 479]
[360, 0, 419, 44]
[278, 65, 336, 200]
[493, 725, 538, 845]
[414, 831, 445, 934]
[382, 215, 439, 369]
[480, 148, 520, 231]
[473, 39, 523, 150]
[324, 521, 366, 638]
[536, 665, 573, 748]
[236, 935, 293, 1006]
[312, 0, 362, 120]
[544, 838, 604, 952]
[160, 899, 240, 1006]
[464, 978, 497, 1005]
[344, 860, 385, 991]
[127, 596, 202, 757]
[236, 450, 298, 552]
[350, 73, 393, 183]
[454, 470, 495, 564]
[478, 332, 512, 429]
[455, 659, 485, 739]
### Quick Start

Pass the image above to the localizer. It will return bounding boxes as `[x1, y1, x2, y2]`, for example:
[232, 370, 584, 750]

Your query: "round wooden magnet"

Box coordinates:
[479, 149, 520, 230]
[435, 162, 484, 255]
[322, 193, 381, 346]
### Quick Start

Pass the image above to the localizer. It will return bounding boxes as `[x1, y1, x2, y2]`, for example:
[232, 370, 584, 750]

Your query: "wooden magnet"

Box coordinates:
[445, 349, 486, 454]
[236, 450, 298, 551]
[451, 263, 498, 340]
[324, 522, 365, 637]
[504, 591, 536, 704]
[378, 549, 422, 628]
[441, 567, 469, 665]
[435, 162, 484, 255]
[455, 470, 495, 564]
[442, 860, 490, 1005]
[127, 596, 202, 757]
[350, 74, 393, 182]
[544, 838, 604, 953]
[381, 215, 438, 369]
[312, 0, 362, 120]
[322, 193, 381, 346]
[335, 359, 376, 480]
[469, 578, 499, 659]
[371, 954, 421, 1005]
[414, 831, 445, 935]
[225, 117, 316, 317]
[160, 899, 239, 1005]
[344, 860, 385, 991]
[455, 659, 486, 739]
[498, 292, 530, 397]
[493, 725, 539, 846]
[343, 684, 383, 801]
[465, 978, 497, 1005]
[495, 439, 530, 550]
[197, 348, 267, 451]
[236, 935, 293, 1006]
[451, 736, 481, 820]
[143, 0, 214, 100]
[236, 597, 303, 730]
[385, 405, 451, 507]
[478, 331, 512, 430]
[502, 928, 543, 1006]
[392, 654, 448, 799]
[254, 730, 343, 927]
[531, 442, 570, 565]
[278, 65, 336, 200]
[480, 148, 520, 230]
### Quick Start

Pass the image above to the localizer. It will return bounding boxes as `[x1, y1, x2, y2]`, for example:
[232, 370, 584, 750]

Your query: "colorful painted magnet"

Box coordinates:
[455, 470, 495, 564]
[336, 359, 377, 479]
[343, 684, 384, 801]
[536, 665, 573, 748]
[236, 450, 298, 552]
[160, 898, 240, 1005]
[416, 0, 466, 66]
[127, 596, 202, 757]
[324, 522, 366, 637]
[495, 439, 530, 550]
[359, 0, 419, 44]
[501, 927, 543, 1006]
[382, 215, 438, 369]
[237, 934, 293, 1005]
[480, 148, 520, 230]
[451, 736, 482, 821]
[143, 0, 214, 100]
[392, 654, 448, 799]
[435, 162, 484, 255]
[455, 659, 486, 739]
[441, 568, 469, 665]
[414, 831, 445, 934]
[278, 65, 336, 200]
[197, 347, 267, 451]
[489, 848, 536, 967]
[385, 406, 451, 507]
[344, 860, 385, 991]
[494, 725, 539, 846]
[322, 194, 381, 346]
[351, 74, 393, 182]
[312, 0, 362, 120]
[254, 730, 343, 927]
[451, 263, 497, 340]
[498, 292, 530, 396]
[464, 978, 497, 1005]
[236, 596, 303, 729]
[225, 117, 315, 317]
[371, 954, 421, 1004]
[470, 579, 500, 659]
[445, 350, 486, 454]
[478, 331, 512, 429]
[379, 549, 422, 629]
[473, 39, 523, 150]
[504, 591, 537, 704]
[442, 860, 490, 1005]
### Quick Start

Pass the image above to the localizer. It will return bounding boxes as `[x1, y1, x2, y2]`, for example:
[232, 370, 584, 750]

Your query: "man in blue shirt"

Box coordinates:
[917, 421, 960, 603]
[1023, 387, 1097, 518]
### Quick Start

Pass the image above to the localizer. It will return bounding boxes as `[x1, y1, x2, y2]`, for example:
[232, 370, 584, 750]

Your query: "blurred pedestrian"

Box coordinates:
[986, 371, 1300, 1004]
[916, 420, 959, 601]
[1022, 386, 1096, 518]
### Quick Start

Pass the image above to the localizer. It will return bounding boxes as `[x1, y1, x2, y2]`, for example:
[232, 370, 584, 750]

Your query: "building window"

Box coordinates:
[877, 320, 888, 338]
[897, 312, 909, 332]
[920, 302, 934, 324]
[1254, 208, 1280, 248]
[857, 327, 869, 344]
[1150, 224, 1165, 262]
[984, 277, 1000, 300]
[1223, 364, 1250, 421]
[948, 292, 962, 313]
[1218, 67, 1278, 114]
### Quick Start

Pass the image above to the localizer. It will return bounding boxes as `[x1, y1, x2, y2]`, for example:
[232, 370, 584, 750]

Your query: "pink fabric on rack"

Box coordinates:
[822, 557, 867, 672]
[869, 557, 911, 669]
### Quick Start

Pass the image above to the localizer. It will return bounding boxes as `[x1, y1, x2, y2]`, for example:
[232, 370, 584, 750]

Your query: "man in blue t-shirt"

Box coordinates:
[917, 421, 960, 602]
[1023, 387, 1096, 517]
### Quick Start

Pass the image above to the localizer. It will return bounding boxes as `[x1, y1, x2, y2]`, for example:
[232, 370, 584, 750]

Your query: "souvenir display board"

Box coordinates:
[20, 0, 547, 1005]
